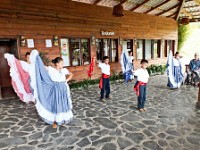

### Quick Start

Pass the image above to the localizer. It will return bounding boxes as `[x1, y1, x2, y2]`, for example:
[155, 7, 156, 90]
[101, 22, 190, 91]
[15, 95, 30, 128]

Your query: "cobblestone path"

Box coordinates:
[0, 75, 200, 150]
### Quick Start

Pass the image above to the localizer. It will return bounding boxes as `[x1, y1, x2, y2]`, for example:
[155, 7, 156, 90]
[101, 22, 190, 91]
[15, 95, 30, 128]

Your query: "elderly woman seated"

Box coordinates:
[186, 53, 200, 86]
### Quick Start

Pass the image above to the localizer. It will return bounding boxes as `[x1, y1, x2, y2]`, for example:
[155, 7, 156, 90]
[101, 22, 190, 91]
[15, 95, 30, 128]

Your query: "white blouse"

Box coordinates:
[173, 58, 180, 67]
[47, 66, 69, 82]
[129, 56, 134, 63]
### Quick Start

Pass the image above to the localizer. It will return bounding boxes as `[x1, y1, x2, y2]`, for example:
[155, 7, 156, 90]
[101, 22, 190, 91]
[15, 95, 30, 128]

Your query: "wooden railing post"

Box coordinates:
[197, 84, 200, 108]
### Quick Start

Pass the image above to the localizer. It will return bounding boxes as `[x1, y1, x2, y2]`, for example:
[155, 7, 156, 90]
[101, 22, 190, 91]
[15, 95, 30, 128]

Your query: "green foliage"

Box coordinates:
[39, 51, 51, 65]
[69, 72, 123, 89]
[110, 71, 123, 82]
[69, 79, 99, 89]
[147, 64, 166, 76]
[178, 24, 190, 51]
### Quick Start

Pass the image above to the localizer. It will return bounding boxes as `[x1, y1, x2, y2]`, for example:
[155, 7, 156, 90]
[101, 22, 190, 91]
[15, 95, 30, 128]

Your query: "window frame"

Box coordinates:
[144, 39, 153, 60]
[60, 37, 91, 67]
[164, 40, 175, 57]
[137, 39, 162, 60]
[96, 38, 119, 63]
[136, 39, 144, 60]
[152, 39, 161, 59]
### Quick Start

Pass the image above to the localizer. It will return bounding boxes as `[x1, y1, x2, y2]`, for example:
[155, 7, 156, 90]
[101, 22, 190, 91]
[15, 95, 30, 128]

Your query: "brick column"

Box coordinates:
[197, 85, 200, 108]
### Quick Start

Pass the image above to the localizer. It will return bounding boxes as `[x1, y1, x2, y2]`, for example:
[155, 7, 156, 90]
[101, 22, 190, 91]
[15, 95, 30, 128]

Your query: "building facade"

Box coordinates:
[0, 0, 178, 99]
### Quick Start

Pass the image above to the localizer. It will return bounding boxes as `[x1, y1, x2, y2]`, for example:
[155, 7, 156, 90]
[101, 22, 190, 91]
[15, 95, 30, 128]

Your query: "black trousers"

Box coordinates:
[101, 78, 110, 99]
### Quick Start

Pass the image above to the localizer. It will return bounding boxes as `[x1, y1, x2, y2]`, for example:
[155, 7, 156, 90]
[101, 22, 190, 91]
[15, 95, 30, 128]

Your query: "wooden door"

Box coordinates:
[0, 40, 17, 99]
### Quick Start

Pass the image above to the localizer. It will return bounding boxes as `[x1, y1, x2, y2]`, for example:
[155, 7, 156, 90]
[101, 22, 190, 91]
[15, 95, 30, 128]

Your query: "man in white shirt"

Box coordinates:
[96, 56, 111, 102]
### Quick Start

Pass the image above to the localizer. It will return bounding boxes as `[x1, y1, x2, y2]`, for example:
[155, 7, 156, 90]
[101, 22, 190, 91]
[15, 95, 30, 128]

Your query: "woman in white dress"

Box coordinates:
[29, 50, 74, 128]
[167, 51, 184, 89]
[46, 57, 73, 128]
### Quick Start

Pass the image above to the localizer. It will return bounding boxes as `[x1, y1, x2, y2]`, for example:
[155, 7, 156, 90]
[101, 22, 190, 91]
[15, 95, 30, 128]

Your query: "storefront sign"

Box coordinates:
[101, 31, 115, 36]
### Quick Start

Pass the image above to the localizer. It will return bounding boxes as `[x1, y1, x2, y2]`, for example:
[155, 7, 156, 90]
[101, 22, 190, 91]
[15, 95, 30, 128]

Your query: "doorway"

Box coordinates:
[0, 39, 18, 99]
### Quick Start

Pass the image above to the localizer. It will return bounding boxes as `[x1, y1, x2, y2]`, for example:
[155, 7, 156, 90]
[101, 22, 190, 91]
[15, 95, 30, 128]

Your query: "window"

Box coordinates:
[164, 40, 175, 57]
[71, 38, 80, 66]
[111, 39, 117, 62]
[136, 39, 143, 60]
[153, 40, 161, 58]
[145, 40, 152, 59]
[60, 38, 90, 66]
[96, 39, 118, 62]
[137, 39, 162, 60]
[81, 39, 90, 65]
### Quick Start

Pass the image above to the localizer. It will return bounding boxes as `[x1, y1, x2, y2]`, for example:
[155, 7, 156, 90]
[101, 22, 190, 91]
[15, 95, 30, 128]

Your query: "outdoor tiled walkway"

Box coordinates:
[0, 75, 200, 150]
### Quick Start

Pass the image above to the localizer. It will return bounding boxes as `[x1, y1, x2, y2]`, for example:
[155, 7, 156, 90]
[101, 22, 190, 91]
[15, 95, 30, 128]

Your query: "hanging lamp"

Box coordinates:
[113, 4, 124, 17]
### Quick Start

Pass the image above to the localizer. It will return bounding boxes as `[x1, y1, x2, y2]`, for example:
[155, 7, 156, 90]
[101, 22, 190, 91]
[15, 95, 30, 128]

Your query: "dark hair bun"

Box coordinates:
[52, 57, 63, 64]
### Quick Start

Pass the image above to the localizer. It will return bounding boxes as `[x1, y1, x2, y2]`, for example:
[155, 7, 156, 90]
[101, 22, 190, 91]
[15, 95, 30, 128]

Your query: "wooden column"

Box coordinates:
[197, 85, 200, 108]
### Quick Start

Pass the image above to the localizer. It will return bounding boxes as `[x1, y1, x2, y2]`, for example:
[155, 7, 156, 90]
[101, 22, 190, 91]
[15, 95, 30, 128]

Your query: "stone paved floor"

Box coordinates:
[0, 75, 200, 150]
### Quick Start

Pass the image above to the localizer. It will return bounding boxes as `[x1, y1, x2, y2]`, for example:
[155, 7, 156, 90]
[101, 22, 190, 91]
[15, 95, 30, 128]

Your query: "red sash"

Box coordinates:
[99, 74, 110, 89]
[133, 81, 147, 96]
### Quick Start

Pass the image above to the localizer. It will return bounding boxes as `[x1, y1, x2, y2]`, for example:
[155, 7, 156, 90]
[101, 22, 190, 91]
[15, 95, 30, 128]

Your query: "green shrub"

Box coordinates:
[178, 24, 190, 51]
[69, 72, 123, 89]
[39, 51, 51, 65]
[147, 64, 166, 76]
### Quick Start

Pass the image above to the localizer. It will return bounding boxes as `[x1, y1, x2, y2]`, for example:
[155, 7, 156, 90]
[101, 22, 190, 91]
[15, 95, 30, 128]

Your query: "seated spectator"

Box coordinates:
[188, 53, 200, 86]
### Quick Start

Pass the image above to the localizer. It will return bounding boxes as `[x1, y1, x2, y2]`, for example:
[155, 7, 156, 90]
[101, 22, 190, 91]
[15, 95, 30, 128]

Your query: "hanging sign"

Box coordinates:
[101, 30, 115, 36]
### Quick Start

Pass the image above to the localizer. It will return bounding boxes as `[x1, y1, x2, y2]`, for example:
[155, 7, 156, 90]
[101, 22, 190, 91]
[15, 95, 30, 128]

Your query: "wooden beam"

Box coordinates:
[119, 0, 127, 5]
[145, 0, 171, 14]
[175, 0, 185, 20]
[167, 12, 177, 17]
[93, 0, 102, 5]
[187, 10, 200, 13]
[183, 5, 200, 8]
[192, 14, 200, 16]
[190, 17, 200, 20]
[129, 0, 151, 11]
[157, 3, 180, 16]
